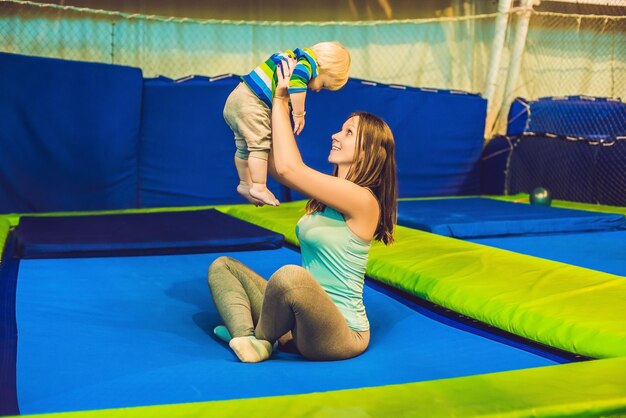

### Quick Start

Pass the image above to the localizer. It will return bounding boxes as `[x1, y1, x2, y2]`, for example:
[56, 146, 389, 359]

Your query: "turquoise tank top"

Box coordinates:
[296, 206, 371, 331]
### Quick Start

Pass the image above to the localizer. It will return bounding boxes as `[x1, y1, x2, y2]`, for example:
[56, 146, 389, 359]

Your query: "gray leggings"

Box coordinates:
[207, 256, 370, 361]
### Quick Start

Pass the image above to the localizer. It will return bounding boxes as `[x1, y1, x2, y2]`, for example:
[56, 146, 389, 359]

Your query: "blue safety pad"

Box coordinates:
[138, 75, 285, 207]
[596, 140, 626, 206]
[524, 97, 626, 140]
[470, 230, 626, 277]
[0, 52, 143, 213]
[397, 198, 626, 238]
[506, 98, 529, 136]
[507, 134, 626, 206]
[480, 135, 513, 195]
[14, 249, 557, 415]
[491, 97, 626, 204]
[508, 135, 595, 203]
[14, 210, 283, 259]
[0, 235, 19, 416]
[506, 96, 626, 140]
[289, 79, 487, 200]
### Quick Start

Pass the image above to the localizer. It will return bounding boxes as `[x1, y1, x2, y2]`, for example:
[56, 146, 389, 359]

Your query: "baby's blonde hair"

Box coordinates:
[309, 41, 351, 90]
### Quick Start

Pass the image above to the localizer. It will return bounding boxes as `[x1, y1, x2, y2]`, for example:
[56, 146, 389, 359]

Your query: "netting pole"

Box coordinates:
[495, 0, 536, 136]
[483, 0, 513, 140]
[110, 21, 116, 64]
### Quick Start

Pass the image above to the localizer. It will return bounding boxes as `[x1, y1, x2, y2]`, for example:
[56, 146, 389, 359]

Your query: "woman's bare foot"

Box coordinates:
[229, 336, 273, 363]
[249, 183, 280, 206]
[237, 182, 265, 206]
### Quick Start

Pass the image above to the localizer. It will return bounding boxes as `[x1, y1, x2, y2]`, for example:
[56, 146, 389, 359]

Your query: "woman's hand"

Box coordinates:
[274, 56, 297, 101]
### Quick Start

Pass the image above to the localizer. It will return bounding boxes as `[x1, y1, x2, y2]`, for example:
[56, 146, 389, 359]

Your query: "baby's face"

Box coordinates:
[308, 73, 332, 92]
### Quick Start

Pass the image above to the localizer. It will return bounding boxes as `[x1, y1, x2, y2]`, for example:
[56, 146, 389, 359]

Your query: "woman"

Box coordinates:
[208, 57, 397, 362]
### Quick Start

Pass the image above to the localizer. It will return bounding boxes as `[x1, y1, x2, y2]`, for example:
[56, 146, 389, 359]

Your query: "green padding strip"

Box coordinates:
[14, 357, 626, 418]
[0, 216, 10, 259]
[0, 205, 218, 224]
[220, 201, 306, 246]
[368, 226, 626, 359]
[488, 194, 626, 215]
[221, 201, 626, 359]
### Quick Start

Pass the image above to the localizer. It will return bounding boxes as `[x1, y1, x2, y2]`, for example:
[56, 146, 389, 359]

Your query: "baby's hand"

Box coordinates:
[293, 115, 305, 135]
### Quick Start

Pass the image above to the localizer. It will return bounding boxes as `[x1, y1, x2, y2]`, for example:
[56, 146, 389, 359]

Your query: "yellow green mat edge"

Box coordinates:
[10, 357, 626, 418]
[218, 198, 626, 359]
[2, 197, 626, 417]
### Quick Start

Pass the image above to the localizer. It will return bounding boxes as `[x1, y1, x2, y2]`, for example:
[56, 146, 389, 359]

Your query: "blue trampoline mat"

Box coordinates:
[397, 198, 626, 238]
[15, 248, 559, 415]
[15, 209, 284, 258]
[470, 229, 626, 277]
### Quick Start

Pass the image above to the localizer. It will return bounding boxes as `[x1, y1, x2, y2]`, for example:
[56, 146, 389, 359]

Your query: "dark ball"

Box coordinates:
[529, 187, 552, 206]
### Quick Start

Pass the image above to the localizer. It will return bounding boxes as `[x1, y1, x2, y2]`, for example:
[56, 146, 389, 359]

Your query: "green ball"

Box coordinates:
[529, 187, 552, 206]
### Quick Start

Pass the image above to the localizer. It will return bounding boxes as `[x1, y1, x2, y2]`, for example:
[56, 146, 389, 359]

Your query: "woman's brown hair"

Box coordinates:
[306, 111, 398, 245]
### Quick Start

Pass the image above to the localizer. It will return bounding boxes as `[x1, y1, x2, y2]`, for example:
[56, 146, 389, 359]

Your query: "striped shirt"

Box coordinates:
[241, 48, 318, 108]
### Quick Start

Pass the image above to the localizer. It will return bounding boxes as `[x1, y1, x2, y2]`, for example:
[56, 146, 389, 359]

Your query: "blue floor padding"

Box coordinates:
[397, 198, 626, 238]
[15, 210, 283, 258]
[470, 230, 626, 277]
[16, 248, 557, 415]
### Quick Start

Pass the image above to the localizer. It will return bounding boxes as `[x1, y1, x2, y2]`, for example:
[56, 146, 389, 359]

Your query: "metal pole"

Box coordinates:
[494, 0, 536, 136]
[483, 0, 513, 139]
[484, 0, 513, 104]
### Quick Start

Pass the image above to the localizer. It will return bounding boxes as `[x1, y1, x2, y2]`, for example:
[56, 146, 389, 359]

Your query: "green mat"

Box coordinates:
[2, 197, 626, 417]
[220, 199, 626, 359]
[0, 216, 10, 258]
[488, 193, 626, 216]
[12, 357, 626, 418]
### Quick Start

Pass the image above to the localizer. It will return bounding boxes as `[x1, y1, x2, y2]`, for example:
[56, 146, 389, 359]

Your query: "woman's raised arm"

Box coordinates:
[270, 59, 377, 226]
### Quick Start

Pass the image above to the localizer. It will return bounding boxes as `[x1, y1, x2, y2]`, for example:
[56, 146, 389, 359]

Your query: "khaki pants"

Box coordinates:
[223, 82, 271, 161]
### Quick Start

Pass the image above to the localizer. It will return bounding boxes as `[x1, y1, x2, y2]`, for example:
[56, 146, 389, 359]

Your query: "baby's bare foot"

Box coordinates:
[249, 184, 280, 206]
[237, 183, 264, 206]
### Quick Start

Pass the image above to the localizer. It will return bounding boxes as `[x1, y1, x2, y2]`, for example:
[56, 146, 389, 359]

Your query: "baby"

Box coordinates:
[223, 41, 351, 206]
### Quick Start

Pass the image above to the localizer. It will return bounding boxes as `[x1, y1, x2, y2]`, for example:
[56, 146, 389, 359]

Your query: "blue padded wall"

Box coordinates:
[290, 80, 487, 200]
[506, 98, 529, 136]
[1, 53, 487, 212]
[0, 53, 143, 213]
[507, 96, 626, 140]
[595, 139, 626, 206]
[480, 135, 512, 196]
[506, 135, 597, 203]
[138, 75, 284, 207]
[487, 96, 626, 206]
[482, 133, 626, 206]
[139, 76, 486, 205]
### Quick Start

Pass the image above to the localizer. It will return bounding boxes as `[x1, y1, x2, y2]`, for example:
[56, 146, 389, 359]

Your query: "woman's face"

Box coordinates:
[328, 116, 359, 167]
